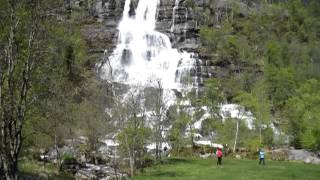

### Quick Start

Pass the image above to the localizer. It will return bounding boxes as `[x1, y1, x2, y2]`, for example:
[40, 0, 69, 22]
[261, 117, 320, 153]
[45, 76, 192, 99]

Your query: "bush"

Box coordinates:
[245, 137, 261, 153]
[62, 153, 74, 162]
[169, 147, 199, 157]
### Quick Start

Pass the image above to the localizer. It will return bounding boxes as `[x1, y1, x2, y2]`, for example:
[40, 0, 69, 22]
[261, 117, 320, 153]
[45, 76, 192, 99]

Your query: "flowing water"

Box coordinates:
[171, 0, 180, 32]
[100, 0, 254, 143]
[101, 0, 196, 101]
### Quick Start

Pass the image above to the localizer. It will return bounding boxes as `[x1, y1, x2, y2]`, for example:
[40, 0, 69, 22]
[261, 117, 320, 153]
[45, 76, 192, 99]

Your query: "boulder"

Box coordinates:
[271, 149, 289, 161]
[235, 154, 241, 159]
[75, 163, 128, 180]
[288, 149, 320, 164]
[304, 158, 312, 164]
[61, 157, 82, 174]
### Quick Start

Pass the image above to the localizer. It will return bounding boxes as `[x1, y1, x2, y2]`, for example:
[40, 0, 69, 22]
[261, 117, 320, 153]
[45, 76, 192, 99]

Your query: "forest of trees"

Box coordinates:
[198, 0, 320, 151]
[0, 0, 319, 179]
[0, 0, 109, 179]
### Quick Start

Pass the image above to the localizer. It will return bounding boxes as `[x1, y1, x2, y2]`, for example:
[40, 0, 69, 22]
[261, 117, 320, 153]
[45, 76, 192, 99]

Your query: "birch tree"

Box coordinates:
[0, 1, 43, 179]
[150, 80, 170, 161]
[117, 90, 151, 176]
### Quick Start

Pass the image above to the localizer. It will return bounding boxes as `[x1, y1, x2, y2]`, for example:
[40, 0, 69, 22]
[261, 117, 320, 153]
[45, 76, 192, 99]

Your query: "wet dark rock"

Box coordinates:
[172, 89, 183, 98]
[61, 157, 82, 174]
[121, 49, 132, 65]
[75, 163, 128, 180]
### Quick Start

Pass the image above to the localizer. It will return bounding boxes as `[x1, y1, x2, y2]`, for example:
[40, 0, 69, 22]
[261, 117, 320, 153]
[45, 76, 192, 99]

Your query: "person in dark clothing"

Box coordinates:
[259, 149, 265, 165]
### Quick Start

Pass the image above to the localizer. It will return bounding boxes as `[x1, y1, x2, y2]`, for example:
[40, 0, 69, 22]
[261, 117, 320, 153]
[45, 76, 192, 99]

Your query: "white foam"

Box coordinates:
[101, 0, 196, 93]
[220, 104, 254, 129]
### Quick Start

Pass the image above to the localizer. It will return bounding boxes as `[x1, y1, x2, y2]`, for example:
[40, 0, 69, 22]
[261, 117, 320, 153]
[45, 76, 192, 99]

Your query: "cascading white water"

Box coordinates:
[99, 0, 257, 148]
[183, 7, 188, 39]
[101, 0, 196, 103]
[171, 0, 179, 32]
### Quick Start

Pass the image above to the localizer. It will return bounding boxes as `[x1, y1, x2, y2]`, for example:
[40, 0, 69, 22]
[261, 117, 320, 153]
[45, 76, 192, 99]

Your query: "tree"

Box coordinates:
[235, 79, 272, 147]
[285, 79, 320, 150]
[233, 107, 245, 153]
[149, 80, 170, 161]
[203, 78, 224, 117]
[0, 0, 96, 178]
[116, 90, 151, 176]
[168, 109, 192, 156]
[21, 4, 93, 171]
[0, 1, 47, 179]
[213, 116, 251, 150]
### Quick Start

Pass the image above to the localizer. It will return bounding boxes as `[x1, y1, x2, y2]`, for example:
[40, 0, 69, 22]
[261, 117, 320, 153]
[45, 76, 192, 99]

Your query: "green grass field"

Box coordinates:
[133, 158, 320, 180]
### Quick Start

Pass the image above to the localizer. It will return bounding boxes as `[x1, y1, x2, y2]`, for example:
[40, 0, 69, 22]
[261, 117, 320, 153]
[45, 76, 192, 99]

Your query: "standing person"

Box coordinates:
[216, 147, 223, 166]
[259, 149, 265, 165]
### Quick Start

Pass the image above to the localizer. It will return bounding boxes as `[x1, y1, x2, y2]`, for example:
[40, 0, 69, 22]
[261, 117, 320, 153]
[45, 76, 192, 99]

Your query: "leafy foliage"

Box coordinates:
[285, 79, 320, 150]
[199, 0, 320, 150]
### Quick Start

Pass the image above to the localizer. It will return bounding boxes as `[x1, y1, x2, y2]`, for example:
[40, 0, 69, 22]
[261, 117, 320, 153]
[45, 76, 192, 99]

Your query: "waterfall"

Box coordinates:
[183, 7, 188, 39]
[98, 0, 256, 149]
[101, 0, 196, 105]
[171, 0, 179, 32]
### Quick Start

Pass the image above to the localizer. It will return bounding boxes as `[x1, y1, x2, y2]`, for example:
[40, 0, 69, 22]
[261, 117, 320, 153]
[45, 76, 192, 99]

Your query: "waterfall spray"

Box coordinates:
[101, 0, 196, 105]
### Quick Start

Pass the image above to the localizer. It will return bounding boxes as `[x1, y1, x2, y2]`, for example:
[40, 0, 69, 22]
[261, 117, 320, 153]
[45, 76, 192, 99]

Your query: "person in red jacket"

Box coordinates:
[216, 148, 223, 166]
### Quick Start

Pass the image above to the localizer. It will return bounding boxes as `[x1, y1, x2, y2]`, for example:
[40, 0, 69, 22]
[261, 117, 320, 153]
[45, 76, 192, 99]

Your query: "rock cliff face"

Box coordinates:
[156, 0, 213, 83]
[73, 0, 238, 83]
[75, 0, 125, 55]
[157, 0, 199, 51]
[77, 0, 194, 86]
[78, 0, 203, 53]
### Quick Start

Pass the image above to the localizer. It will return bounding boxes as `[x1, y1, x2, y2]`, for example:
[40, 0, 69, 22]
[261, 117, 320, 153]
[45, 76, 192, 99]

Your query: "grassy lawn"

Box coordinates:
[133, 158, 320, 180]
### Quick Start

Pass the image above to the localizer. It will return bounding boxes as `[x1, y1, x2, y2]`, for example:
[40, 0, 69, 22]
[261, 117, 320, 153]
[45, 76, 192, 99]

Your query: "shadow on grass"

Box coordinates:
[167, 158, 193, 165]
[19, 172, 74, 180]
[143, 158, 191, 178]
[152, 171, 179, 177]
[19, 172, 45, 180]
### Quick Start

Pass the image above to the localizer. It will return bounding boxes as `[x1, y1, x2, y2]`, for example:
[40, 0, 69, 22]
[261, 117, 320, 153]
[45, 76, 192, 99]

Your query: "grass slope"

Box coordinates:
[19, 160, 74, 180]
[133, 158, 320, 180]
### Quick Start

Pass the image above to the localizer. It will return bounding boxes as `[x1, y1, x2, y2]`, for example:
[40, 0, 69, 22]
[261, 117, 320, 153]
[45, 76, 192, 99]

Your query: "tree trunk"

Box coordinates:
[189, 124, 195, 150]
[113, 145, 119, 180]
[155, 143, 159, 160]
[155, 125, 163, 161]
[129, 152, 134, 176]
[54, 133, 61, 171]
[125, 134, 135, 177]
[233, 119, 239, 153]
[159, 132, 163, 161]
[0, 3, 29, 178]
[2, 156, 18, 180]
[260, 126, 262, 145]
